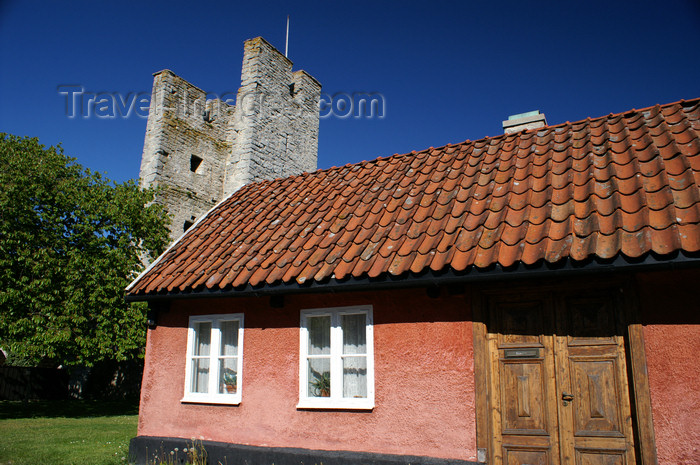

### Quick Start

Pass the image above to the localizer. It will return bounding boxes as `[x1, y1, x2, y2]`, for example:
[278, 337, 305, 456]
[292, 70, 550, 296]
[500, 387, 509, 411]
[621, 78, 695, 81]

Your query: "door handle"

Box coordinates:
[562, 392, 574, 406]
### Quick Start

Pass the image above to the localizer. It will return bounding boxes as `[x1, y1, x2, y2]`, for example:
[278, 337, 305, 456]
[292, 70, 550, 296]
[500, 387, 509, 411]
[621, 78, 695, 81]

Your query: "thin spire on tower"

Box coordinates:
[285, 15, 290, 57]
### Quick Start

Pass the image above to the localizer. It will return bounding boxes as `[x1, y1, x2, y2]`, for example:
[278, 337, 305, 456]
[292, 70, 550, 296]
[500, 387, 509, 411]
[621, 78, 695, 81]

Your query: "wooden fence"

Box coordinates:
[0, 366, 70, 400]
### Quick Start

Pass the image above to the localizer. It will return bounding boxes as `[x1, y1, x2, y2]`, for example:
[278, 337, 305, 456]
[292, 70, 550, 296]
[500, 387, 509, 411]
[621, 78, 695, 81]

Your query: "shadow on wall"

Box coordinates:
[153, 286, 474, 333]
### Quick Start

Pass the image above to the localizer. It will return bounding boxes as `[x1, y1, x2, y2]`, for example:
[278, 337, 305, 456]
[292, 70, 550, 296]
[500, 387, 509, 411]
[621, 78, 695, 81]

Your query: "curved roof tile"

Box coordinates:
[127, 98, 700, 297]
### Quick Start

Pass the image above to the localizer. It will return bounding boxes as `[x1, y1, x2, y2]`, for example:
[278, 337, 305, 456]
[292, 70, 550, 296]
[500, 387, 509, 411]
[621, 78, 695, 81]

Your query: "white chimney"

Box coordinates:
[503, 110, 547, 134]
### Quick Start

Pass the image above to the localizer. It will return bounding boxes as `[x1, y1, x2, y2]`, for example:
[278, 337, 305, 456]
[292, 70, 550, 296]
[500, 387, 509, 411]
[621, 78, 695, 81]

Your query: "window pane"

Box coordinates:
[342, 314, 366, 354]
[190, 358, 210, 393]
[220, 320, 239, 356]
[307, 316, 330, 355]
[307, 358, 331, 397]
[193, 322, 211, 356]
[219, 358, 238, 394]
[343, 356, 367, 398]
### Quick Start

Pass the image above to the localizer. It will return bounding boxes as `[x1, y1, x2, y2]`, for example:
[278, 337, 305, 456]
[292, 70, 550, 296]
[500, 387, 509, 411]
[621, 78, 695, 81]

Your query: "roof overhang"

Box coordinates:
[125, 251, 700, 303]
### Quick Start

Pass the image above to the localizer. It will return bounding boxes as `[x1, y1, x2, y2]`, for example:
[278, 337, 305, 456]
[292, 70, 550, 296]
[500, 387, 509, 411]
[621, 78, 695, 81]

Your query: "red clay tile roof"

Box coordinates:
[127, 98, 700, 297]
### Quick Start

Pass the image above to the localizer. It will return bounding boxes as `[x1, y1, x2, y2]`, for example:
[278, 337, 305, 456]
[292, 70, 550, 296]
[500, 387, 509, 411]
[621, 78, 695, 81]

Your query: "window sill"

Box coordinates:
[296, 398, 374, 411]
[181, 394, 241, 405]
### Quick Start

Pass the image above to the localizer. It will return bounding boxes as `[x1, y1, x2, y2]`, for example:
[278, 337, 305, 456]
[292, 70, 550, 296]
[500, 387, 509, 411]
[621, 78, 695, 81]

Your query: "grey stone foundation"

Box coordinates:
[129, 436, 480, 465]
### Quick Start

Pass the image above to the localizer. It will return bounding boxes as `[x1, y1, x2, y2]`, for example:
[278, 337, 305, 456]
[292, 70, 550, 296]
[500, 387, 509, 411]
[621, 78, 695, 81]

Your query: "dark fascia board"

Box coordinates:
[125, 251, 700, 303]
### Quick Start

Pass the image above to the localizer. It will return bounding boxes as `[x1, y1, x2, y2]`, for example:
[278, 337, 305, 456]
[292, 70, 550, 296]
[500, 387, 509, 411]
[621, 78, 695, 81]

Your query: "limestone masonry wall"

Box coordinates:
[139, 37, 321, 243]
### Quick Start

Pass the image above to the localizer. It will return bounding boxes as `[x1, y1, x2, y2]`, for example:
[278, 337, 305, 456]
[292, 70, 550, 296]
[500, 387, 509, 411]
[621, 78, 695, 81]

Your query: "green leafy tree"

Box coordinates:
[0, 134, 170, 367]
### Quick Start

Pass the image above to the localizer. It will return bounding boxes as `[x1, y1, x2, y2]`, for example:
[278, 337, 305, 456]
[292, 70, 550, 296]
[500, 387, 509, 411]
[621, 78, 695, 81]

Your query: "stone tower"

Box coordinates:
[138, 37, 321, 242]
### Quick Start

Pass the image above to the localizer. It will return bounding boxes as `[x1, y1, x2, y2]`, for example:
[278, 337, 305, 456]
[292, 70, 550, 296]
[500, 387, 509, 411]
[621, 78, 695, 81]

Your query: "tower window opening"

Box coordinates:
[190, 155, 203, 173]
[183, 220, 194, 232]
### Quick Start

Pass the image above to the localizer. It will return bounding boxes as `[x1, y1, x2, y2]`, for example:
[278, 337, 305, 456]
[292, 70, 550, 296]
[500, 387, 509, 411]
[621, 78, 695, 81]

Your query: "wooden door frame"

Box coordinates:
[471, 275, 658, 464]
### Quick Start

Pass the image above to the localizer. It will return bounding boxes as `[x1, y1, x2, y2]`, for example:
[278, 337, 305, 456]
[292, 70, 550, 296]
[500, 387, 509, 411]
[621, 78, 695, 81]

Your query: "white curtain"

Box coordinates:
[342, 314, 367, 398]
[218, 320, 239, 393]
[307, 316, 331, 397]
[191, 322, 211, 393]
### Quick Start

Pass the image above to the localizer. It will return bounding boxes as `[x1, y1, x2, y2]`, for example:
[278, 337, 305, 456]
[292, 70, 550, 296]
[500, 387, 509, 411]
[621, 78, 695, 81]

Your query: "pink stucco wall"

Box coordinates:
[638, 269, 700, 465]
[137, 287, 477, 461]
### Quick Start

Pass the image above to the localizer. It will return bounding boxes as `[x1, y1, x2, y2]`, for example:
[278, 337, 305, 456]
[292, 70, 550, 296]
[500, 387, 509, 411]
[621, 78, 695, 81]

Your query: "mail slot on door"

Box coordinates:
[503, 348, 540, 359]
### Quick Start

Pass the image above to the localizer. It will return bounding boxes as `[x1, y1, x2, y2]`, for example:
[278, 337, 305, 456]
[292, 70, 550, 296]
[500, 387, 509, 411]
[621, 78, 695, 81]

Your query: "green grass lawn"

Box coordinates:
[0, 400, 138, 465]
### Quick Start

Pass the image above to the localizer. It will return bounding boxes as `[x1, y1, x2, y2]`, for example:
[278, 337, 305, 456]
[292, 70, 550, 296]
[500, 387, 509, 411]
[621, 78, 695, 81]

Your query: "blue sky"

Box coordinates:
[1, 0, 699, 184]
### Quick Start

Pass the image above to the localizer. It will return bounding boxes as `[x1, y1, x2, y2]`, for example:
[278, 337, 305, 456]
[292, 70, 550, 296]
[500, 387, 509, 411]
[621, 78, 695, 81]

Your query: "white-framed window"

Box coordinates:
[298, 305, 374, 410]
[182, 313, 243, 405]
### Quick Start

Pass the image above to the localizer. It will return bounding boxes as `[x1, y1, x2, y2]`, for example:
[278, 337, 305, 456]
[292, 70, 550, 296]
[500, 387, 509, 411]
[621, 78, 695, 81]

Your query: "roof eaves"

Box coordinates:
[125, 251, 700, 302]
[125, 184, 248, 294]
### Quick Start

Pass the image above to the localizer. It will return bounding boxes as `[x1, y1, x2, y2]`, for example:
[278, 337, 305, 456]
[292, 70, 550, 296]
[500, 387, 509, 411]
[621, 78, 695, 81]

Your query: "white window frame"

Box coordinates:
[182, 313, 244, 405]
[298, 305, 374, 410]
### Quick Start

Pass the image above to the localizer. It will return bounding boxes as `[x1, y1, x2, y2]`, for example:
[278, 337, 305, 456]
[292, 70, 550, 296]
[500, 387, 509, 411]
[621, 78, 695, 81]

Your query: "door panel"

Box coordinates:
[497, 301, 546, 347]
[564, 297, 618, 344]
[575, 449, 626, 465]
[486, 290, 637, 465]
[488, 296, 559, 465]
[503, 446, 551, 465]
[556, 294, 636, 465]
[568, 355, 624, 436]
[501, 359, 548, 435]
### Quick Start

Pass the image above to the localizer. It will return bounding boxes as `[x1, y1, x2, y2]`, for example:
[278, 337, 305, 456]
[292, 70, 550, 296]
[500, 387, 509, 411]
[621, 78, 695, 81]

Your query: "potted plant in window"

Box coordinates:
[310, 371, 330, 397]
[223, 371, 237, 394]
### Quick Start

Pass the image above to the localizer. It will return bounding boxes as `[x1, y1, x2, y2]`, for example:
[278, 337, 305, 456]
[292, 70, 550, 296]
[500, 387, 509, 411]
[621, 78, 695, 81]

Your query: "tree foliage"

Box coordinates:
[0, 134, 170, 366]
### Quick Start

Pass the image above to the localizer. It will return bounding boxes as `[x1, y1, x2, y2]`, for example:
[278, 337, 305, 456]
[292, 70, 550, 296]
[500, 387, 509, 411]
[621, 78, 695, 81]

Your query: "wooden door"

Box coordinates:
[485, 291, 637, 465]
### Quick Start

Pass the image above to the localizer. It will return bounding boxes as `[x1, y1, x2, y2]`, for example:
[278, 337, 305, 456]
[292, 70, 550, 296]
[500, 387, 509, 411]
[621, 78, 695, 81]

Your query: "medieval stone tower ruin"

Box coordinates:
[138, 37, 321, 242]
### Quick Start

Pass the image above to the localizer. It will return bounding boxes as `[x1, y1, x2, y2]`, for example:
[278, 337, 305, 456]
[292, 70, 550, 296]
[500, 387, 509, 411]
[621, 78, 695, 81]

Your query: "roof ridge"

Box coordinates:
[320, 97, 700, 181]
[232, 97, 700, 194]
